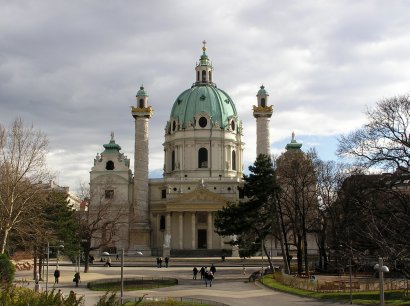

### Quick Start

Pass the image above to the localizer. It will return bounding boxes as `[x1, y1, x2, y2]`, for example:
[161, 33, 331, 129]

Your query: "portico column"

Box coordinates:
[207, 212, 213, 249]
[166, 212, 171, 245]
[178, 212, 183, 249]
[191, 212, 196, 249]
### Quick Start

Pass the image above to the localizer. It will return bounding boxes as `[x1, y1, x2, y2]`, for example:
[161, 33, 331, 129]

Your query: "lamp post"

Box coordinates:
[45, 242, 64, 292]
[119, 249, 143, 304]
[120, 249, 124, 304]
[374, 257, 389, 306]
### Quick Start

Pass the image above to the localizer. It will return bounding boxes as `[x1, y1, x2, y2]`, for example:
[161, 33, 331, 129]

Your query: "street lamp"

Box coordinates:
[118, 249, 143, 304]
[374, 258, 389, 306]
[45, 242, 64, 292]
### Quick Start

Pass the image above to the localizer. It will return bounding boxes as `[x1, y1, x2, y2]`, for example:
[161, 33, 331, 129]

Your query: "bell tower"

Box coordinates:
[253, 85, 273, 157]
[130, 85, 153, 253]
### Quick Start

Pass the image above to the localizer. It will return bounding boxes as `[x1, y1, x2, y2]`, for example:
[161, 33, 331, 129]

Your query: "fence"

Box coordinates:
[273, 273, 410, 293]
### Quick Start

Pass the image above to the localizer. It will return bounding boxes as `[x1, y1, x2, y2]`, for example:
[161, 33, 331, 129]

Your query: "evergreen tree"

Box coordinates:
[214, 154, 281, 271]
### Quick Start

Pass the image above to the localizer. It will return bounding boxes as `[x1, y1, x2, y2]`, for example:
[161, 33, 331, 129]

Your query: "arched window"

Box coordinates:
[202, 70, 206, 82]
[171, 150, 176, 171]
[106, 161, 114, 170]
[209, 71, 212, 82]
[197, 71, 200, 82]
[261, 98, 266, 107]
[232, 150, 236, 171]
[139, 98, 144, 108]
[198, 148, 208, 168]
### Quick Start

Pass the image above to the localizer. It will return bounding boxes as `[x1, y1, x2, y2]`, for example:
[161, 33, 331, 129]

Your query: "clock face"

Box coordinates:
[199, 117, 207, 128]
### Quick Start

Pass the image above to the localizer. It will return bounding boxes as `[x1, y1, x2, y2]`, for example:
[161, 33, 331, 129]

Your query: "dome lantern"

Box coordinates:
[195, 40, 214, 85]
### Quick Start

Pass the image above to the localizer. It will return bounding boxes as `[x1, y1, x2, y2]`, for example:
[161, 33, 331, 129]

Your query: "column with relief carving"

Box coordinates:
[131, 85, 153, 253]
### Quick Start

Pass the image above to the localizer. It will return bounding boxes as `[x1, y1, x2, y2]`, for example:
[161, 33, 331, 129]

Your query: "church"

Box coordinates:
[89, 43, 276, 257]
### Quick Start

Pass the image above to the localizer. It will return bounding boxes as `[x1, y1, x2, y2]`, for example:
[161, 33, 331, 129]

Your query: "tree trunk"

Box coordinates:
[33, 248, 38, 280]
[277, 197, 291, 274]
[84, 249, 90, 273]
[0, 227, 10, 254]
[296, 236, 303, 274]
[262, 240, 274, 272]
[303, 230, 309, 276]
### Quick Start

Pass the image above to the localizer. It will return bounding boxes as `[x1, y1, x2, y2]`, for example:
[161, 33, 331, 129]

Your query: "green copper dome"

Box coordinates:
[169, 85, 237, 129]
[257, 85, 269, 96]
[102, 133, 121, 154]
[168, 43, 238, 130]
[136, 85, 148, 97]
[285, 132, 302, 150]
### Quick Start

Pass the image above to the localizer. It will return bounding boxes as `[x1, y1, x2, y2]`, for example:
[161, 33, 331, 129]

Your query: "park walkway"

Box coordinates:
[14, 259, 353, 306]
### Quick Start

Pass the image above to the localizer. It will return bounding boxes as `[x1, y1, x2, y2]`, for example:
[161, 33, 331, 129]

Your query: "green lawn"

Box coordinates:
[89, 279, 177, 291]
[261, 274, 410, 305]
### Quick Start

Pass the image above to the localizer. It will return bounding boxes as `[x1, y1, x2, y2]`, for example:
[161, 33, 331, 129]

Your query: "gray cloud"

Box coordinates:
[1, 0, 410, 189]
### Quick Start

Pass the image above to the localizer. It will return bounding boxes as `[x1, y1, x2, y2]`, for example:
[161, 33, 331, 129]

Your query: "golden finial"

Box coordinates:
[202, 40, 207, 52]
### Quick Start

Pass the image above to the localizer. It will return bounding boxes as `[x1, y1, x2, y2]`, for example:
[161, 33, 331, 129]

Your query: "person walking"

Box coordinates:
[205, 270, 214, 287]
[159, 257, 163, 268]
[104, 257, 112, 267]
[165, 257, 169, 268]
[210, 264, 216, 275]
[193, 267, 198, 279]
[73, 272, 80, 287]
[200, 266, 205, 279]
[54, 268, 60, 284]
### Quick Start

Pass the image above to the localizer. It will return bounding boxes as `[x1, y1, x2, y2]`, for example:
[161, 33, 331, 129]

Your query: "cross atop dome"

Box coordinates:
[202, 40, 207, 53]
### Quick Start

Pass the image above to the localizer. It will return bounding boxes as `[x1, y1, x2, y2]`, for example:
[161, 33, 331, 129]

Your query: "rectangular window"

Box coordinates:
[105, 190, 114, 199]
[161, 189, 166, 199]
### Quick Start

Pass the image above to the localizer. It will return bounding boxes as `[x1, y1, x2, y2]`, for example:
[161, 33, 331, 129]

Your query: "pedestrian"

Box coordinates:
[73, 272, 80, 287]
[210, 264, 216, 275]
[193, 267, 198, 279]
[242, 264, 246, 275]
[104, 257, 112, 267]
[159, 257, 163, 268]
[165, 256, 169, 268]
[156, 257, 160, 268]
[54, 268, 60, 284]
[200, 266, 205, 279]
[205, 270, 214, 287]
[116, 253, 119, 260]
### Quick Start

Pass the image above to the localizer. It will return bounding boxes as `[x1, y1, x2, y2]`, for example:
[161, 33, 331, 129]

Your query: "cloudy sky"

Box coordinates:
[1, 0, 410, 192]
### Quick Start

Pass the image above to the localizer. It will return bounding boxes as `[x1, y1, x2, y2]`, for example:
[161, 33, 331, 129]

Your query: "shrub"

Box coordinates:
[0, 253, 15, 286]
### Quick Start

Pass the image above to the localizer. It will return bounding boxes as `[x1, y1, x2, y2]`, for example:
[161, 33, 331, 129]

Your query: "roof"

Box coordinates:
[169, 84, 237, 129]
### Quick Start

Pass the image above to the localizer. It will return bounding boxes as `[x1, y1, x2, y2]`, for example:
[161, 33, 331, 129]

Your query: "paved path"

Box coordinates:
[15, 263, 352, 306]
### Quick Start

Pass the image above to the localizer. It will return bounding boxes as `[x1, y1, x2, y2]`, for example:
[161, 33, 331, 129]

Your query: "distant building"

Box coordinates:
[46, 180, 81, 210]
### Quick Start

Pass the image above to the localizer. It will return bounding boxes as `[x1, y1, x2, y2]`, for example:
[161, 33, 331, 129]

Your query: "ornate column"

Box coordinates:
[130, 85, 153, 253]
[253, 85, 273, 157]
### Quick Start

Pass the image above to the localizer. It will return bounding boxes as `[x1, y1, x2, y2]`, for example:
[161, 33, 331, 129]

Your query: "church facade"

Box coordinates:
[89, 43, 275, 257]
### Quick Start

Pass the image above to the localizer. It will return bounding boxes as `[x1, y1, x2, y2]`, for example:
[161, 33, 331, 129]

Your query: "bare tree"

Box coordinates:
[338, 94, 410, 172]
[0, 118, 50, 254]
[77, 181, 126, 273]
[313, 156, 349, 271]
[276, 149, 319, 275]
